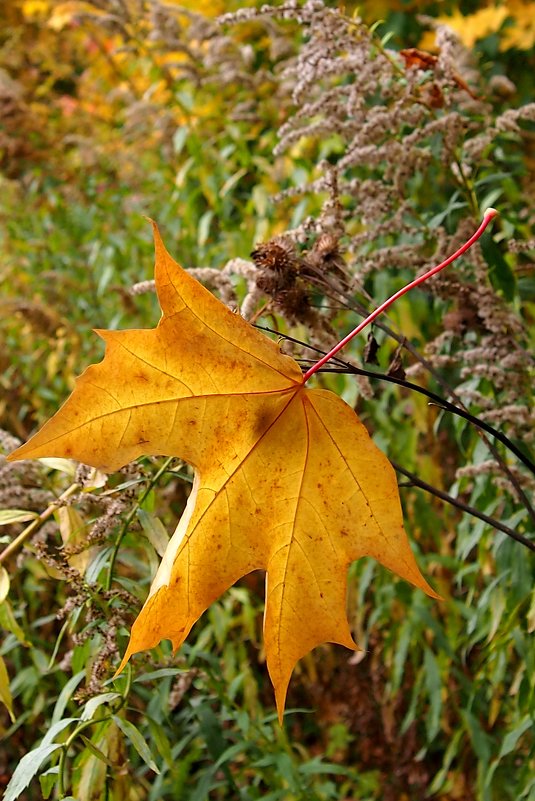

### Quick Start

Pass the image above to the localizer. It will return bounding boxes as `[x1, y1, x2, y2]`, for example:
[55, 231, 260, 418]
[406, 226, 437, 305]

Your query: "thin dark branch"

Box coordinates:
[254, 324, 535, 478]
[316, 286, 535, 527]
[253, 323, 535, 530]
[392, 461, 534, 552]
[254, 323, 350, 368]
[255, 300, 535, 551]
[314, 365, 535, 477]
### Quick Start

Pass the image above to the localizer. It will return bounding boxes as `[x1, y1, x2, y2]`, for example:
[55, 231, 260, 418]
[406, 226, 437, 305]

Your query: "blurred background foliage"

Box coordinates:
[0, 1, 533, 800]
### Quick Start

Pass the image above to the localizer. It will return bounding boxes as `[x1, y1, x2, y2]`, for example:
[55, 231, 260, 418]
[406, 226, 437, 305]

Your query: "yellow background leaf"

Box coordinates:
[0, 656, 15, 723]
[0, 566, 10, 604]
[420, 2, 535, 51]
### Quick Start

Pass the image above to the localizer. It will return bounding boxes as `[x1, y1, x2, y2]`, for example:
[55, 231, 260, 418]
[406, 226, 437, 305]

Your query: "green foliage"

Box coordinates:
[0, 1, 533, 800]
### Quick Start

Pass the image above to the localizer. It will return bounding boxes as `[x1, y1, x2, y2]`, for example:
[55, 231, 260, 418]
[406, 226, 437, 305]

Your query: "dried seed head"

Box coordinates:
[251, 239, 300, 274]
[2, 300, 62, 336]
[312, 232, 340, 259]
[305, 232, 347, 280]
[252, 239, 303, 298]
[276, 282, 314, 325]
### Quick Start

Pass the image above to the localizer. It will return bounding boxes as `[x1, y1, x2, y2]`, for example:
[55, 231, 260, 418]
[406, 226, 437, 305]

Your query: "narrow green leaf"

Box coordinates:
[81, 692, 121, 721]
[498, 716, 532, 759]
[4, 744, 62, 801]
[85, 546, 112, 585]
[172, 126, 188, 155]
[194, 702, 226, 761]
[392, 618, 411, 692]
[133, 668, 185, 683]
[51, 671, 85, 724]
[424, 648, 442, 741]
[0, 510, 38, 526]
[79, 735, 116, 767]
[197, 210, 214, 248]
[275, 753, 299, 792]
[299, 759, 353, 776]
[220, 168, 247, 197]
[462, 710, 492, 764]
[41, 718, 79, 748]
[39, 766, 59, 800]
[428, 728, 464, 794]
[137, 509, 170, 557]
[112, 715, 160, 774]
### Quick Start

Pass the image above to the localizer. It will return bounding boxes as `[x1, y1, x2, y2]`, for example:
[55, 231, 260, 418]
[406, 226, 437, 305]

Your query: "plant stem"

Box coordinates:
[56, 666, 132, 794]
[302, 208, 498, 383]
[58, 715, 114, 796]
[105, 456, 175, 591]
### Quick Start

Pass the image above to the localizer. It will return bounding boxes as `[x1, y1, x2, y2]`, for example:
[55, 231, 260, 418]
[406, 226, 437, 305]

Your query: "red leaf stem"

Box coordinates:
[302, 208, 498, 384]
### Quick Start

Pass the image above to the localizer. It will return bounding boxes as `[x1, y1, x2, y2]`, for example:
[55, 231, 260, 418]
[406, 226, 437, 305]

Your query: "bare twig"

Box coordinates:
[392, 462, 534, 552]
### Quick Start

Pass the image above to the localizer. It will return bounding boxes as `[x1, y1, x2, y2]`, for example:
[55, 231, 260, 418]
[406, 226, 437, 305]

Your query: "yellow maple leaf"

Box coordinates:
[47, 1, 107, 31]
[165, 0, 228, 16]
[22, 0, 50, 19]
[420, 2, 535, 52]
[421, 7, 508, 49]
[8, 225, 438, 719]
[501, 0, 535, 50]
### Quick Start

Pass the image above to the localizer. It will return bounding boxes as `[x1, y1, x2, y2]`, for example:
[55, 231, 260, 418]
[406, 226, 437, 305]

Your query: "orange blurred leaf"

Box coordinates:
[400, 47, 478, 101]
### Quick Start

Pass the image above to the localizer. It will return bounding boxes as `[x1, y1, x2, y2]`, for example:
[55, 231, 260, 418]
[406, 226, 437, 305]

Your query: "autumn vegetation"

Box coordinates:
[0, 2, 534, 800]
